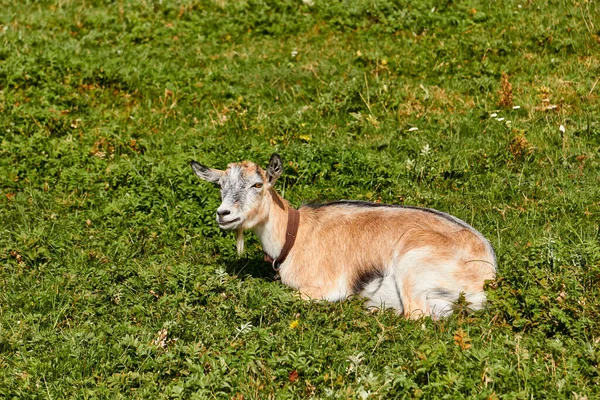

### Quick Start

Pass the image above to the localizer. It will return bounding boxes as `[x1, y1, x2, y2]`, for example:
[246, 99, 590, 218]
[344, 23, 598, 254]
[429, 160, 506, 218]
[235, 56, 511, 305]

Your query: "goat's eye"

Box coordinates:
[253, 183, 263, 189]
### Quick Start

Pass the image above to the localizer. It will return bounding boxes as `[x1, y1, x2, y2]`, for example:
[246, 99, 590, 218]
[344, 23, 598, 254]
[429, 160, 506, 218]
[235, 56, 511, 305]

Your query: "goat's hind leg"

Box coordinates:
[401, 292, 430, 320]
[393, 257, 446, 319]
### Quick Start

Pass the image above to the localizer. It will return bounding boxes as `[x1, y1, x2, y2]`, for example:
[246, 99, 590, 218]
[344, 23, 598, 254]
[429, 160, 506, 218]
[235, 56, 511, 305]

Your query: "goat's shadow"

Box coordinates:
[224, 253, 277, 281]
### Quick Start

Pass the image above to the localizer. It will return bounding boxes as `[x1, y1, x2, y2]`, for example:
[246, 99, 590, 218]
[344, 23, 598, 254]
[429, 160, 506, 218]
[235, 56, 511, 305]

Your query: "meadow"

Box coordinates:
[1, 0, 599, 398]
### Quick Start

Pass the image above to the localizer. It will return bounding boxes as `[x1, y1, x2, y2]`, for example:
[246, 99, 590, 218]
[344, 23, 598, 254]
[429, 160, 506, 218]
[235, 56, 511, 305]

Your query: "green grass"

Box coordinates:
[1, 0, 599, 398]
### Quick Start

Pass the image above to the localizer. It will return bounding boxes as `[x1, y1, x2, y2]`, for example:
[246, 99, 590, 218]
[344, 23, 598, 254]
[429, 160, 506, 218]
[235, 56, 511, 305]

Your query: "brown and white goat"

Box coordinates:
[191, 154, 497, 319]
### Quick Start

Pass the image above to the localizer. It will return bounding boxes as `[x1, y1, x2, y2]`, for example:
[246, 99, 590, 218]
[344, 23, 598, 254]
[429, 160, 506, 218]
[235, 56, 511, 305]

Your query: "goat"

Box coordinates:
[191, 153, 497, 319]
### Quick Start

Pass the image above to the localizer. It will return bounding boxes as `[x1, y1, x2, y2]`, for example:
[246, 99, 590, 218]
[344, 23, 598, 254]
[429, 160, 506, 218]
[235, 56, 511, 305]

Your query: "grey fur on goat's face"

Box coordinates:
[190, 154, 283, 231]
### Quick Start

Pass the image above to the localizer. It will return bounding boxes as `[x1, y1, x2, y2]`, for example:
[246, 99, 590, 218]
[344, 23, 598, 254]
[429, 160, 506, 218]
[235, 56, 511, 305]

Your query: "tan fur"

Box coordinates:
[283, 208, 494, 299]
[193, 158, 497, 320]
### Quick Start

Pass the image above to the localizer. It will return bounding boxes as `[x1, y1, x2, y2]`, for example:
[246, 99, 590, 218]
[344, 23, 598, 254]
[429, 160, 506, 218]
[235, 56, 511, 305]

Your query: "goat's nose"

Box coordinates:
[216, 209, 231, 217]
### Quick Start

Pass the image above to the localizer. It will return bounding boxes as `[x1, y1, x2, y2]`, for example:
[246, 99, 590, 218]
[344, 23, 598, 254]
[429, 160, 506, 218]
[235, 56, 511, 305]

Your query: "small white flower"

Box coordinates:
[420, 144, 431, 156]
[152, 329, 169, 348]
[559, 125, 565, 133]
[350, 112, 362, 120]
[291, 50, 298, 58]
[497, 117, 505, 122]
[215, 267, 227, 283]
[232, 322, 253, 341]
[512, 105, 520, 109]
[236, 322, 253, 334]
[347, 352, 365, 368]
[431, 7, 436, 12]
[358, 388, 371, 400]
[490, 113, 498, 118]
[408, 127, 419, 132]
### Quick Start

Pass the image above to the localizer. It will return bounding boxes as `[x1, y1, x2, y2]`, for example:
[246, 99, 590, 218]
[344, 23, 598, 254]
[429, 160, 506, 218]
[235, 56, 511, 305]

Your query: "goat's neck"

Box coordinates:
[252, 189, 289, 260]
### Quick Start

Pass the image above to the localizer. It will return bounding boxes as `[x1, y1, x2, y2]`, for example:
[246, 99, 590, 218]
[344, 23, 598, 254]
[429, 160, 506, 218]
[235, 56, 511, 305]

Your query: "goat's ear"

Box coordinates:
[266, 153, 283, 185]
[190, 160, 224, 184]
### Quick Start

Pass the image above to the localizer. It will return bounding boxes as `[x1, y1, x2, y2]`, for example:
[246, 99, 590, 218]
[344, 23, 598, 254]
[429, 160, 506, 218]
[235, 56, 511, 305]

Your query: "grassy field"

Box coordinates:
[1, 0, 599, 398]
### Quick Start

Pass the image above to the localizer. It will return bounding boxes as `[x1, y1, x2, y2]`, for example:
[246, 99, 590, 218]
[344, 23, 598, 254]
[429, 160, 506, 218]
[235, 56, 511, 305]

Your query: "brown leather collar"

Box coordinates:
[264, 207, 300, 270]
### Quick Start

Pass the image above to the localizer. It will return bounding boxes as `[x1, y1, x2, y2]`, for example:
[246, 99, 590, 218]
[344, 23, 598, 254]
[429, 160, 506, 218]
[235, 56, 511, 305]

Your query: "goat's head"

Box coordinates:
[190, 153, 284, 233]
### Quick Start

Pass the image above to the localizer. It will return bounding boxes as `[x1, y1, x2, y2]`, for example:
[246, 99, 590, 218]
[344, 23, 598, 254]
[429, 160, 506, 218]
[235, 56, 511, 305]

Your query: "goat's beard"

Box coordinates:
[236, 226, 245, 255]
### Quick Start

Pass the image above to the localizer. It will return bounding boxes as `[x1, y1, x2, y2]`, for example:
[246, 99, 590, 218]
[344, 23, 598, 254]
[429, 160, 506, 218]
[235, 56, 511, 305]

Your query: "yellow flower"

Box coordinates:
[289, 320, 299, 329]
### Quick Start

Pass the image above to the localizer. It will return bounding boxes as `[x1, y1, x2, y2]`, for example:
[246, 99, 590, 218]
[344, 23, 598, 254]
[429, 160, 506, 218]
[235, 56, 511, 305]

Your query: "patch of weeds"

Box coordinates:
[1, 0, 599, 398]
